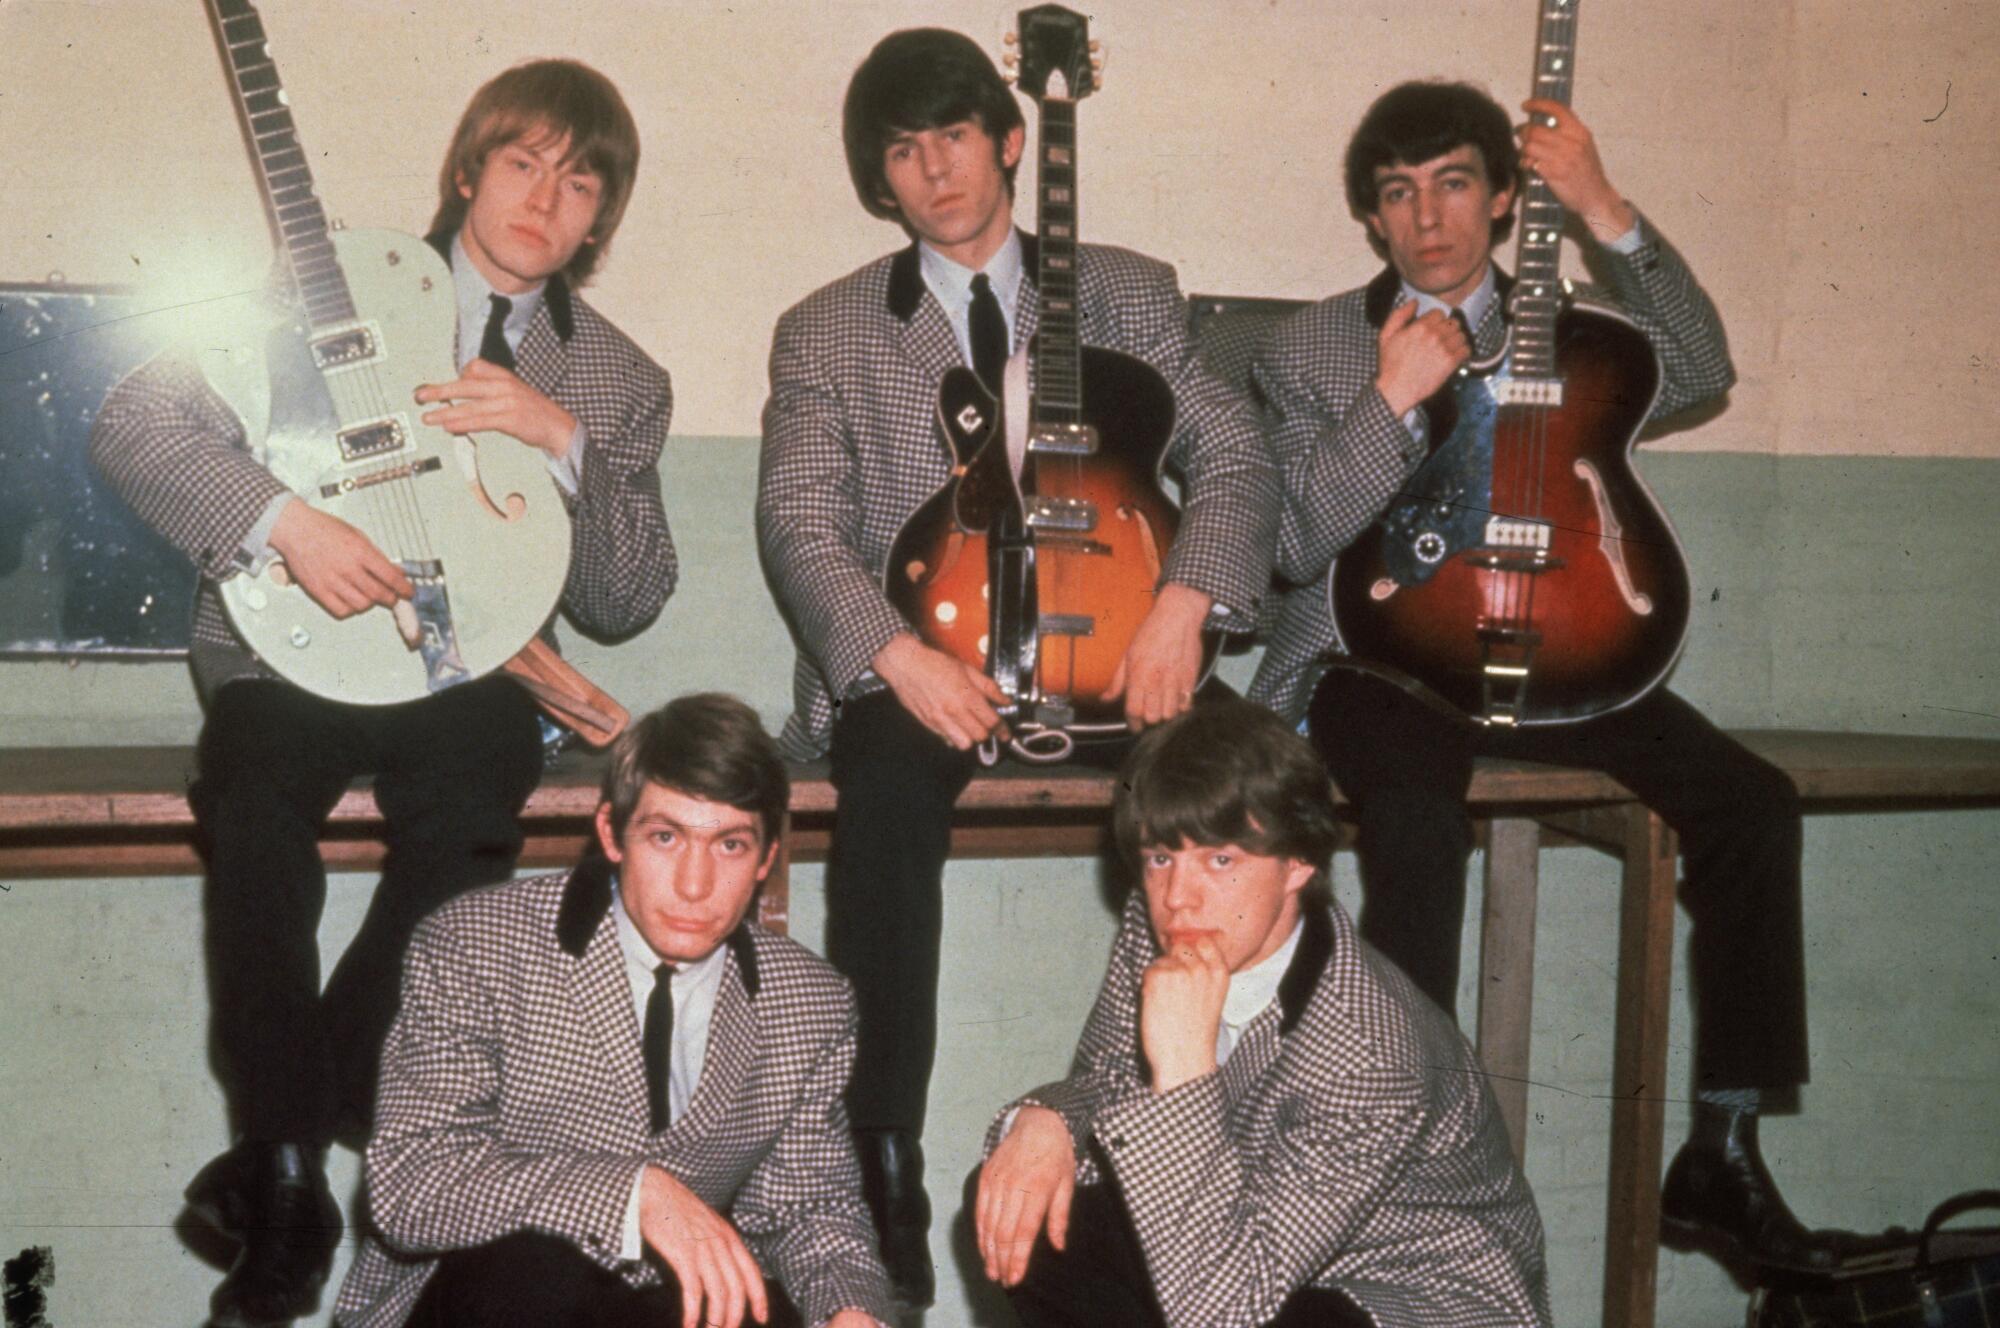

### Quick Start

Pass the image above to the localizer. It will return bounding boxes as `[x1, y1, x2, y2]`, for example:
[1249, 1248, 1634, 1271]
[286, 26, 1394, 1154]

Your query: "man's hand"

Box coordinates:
[975, 1106, 1077, 1289]
[267, 499, 413, 618]
[638, 1166, 770, 1328]
[415, 359, 579, 459]
[1104, 583, 1212, 730]
[1517, 99, 1636, 245]
[1374, 301, 1471, 418]
[1140, 930, 1230, 1094]
[824, 1312, 880, 1328]
[872, 633, 1009, 750]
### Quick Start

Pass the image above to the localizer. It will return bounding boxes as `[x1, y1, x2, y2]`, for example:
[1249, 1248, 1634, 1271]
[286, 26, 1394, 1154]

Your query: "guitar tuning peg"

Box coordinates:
[1088, 40, 1101, 51]
[1003, 53, 1019, 68]
[1004, 31, 1017, 44]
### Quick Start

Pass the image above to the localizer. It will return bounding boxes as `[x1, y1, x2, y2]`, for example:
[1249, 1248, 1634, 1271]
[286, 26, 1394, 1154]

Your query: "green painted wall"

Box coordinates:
[1, 446, 1995, 1326]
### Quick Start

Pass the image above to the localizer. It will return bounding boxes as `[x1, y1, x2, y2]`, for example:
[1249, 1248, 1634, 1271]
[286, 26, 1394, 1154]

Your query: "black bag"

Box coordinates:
[1749, 1191, 2000, 1328]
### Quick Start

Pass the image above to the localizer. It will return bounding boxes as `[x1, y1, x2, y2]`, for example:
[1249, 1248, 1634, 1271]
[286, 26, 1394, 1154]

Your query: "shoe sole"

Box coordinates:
[1658, 1210, 1841, 1275]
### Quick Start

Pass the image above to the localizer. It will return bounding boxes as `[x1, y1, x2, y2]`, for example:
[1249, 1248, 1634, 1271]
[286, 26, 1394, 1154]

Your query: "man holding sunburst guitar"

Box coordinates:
[1248, 70, 1859, 1273]
[757, 15, 1275, 1306]
[90, 48, 673, 1327]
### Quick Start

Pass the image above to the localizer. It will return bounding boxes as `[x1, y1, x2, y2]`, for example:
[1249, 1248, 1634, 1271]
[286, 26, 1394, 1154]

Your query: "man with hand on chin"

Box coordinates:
[336, 694, 892, 1328]
[975, 701, 1548, 1328]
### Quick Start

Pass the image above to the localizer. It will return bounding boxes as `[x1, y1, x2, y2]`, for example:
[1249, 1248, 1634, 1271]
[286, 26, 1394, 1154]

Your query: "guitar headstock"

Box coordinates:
[1003, 4, 1104, 103]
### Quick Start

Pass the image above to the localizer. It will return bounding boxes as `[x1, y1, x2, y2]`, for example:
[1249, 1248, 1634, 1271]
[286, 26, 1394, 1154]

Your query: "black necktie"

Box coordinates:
[643, 962, 674, 1132]
[968, 272, 1007, 395]
[479, 294, 516, 371]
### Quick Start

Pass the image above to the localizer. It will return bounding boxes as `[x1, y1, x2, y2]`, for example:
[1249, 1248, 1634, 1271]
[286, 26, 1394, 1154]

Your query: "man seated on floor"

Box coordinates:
[335, 694, 892, 1328]
[973, 699, 1550, 1328]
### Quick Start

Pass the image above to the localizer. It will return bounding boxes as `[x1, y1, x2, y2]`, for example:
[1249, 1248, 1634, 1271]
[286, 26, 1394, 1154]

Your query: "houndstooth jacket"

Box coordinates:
[990, 893, 1551, 1328]
[757, 235, 1279, 758]
[1246, 214, 1736, 724]
[89, 248, 676, 699]
[333, 862, 895, 1328]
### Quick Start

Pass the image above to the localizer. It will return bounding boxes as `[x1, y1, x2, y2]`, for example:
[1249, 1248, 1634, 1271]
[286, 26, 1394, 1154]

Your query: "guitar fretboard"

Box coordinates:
[1034, 96, 1083, 423]
[1511, 0, 1580, 380]
[205, 0, 356, 330]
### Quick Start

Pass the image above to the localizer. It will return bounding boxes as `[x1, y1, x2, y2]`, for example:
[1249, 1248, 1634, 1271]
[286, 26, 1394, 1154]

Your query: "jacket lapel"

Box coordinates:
[1217, 906, 1335, 1117]
[668, 928, 762, 1141]
[555, 861, 650, 1131]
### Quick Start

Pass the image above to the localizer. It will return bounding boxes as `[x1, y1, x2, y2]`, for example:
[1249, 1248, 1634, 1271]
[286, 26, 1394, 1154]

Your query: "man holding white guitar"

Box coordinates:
[90, 54, 673, 1328]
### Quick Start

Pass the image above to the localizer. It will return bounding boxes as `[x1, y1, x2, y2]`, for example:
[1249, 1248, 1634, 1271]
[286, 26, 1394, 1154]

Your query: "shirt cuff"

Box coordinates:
[618, 1163, 645, 1262]
[237, 491, 298, 571]
[1604, 215, 1647, 254]
[547, 423, 587, 495]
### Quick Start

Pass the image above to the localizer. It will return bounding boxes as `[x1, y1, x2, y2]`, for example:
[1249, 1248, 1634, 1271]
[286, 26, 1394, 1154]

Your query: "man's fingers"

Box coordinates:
[1381, 300, 1418, 336]
[1047, 1171, 1074, 1252]
[733, 1232, 769, 1325]
[1103, 655, 1128, 702]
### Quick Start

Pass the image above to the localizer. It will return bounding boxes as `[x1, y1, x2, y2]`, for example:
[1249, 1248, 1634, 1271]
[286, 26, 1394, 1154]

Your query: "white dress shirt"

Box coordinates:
[611, 882, 729, 1261]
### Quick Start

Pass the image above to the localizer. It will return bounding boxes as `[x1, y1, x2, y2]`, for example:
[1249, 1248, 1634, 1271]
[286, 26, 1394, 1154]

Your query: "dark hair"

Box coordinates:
[1344, 80, 1519, 246]
[600, 694, 788, 844]
[1113, 701, 1342, 902]
[842, 28, 1026, 222]
[430, 58, 640, 284]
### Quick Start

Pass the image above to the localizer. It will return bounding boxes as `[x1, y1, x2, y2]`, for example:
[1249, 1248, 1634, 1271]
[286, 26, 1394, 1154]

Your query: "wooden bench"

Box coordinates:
[5, 730, 1999, 1328]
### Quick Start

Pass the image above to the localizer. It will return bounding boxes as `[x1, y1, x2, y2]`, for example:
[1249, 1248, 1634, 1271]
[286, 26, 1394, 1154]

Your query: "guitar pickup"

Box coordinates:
[1492, 376, 1563, 407]
[1024, 496, 1095, 531]
[1037, 614, 1095, 637]
[1481, 517, 1552, 549]
[337, 416, 409, 461]
[1028, 423, 1098, 455]
[310, 322, 381, 372]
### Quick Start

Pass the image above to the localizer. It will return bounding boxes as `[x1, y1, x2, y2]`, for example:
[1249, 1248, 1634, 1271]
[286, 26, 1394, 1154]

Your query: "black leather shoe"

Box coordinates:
[204, 1143, 343, 1328]
[1660, 1127, 1854, 1273]
[855, 1127, 935, 1310]
[186, 1142, 261, 1241]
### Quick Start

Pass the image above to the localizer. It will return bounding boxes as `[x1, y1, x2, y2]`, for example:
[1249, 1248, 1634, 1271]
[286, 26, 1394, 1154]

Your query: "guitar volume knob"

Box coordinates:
[1414, 532, 1447, 564]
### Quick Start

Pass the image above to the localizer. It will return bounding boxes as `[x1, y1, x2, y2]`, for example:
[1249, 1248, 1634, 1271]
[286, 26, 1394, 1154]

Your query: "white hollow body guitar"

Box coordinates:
[204, 0, 569, 706]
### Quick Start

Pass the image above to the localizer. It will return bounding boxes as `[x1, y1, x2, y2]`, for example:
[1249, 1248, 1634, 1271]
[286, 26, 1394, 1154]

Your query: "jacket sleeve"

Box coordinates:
[1253, 323, 1426, 589]
[728, 988, 897, 1328]
[1125, 261, 1279, 622]
[87, 352, 293, 581]
[756, 304, 912, 700]
[1092, 1060, 1429, 1328]
[556, 342, 675, 639]
[1585, 211, 1737, 423]
[363, 916, 640, 1269]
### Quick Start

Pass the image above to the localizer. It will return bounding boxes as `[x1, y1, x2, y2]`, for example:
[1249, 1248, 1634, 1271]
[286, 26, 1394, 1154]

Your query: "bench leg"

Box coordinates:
[1475, 816, 1541, 1166]
[758, 810, 792, 935]
[1602, 807, 1678, 1328]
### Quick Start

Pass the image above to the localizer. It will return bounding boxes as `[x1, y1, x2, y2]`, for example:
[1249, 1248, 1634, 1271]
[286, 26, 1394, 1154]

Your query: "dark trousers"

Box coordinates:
[824, 681, 1222, 1133]
[1007, 1177, 1371, 1328]
[191, 674, 543, 1145]
[1307, 670, 1808, 1090]
[824, 690, 980, 1133]
[408, 1230, 806, 1328]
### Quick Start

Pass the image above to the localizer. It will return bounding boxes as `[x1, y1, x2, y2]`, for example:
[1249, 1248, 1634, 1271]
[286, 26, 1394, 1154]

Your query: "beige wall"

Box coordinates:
[4, 0, 1995, 455]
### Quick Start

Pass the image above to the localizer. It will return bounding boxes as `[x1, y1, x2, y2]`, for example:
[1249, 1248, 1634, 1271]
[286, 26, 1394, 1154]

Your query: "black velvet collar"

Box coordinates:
[1276, 903, 1334, 1034]
[424, 228, 575, 343]
[885, 228, 1040, 323]
[554, 855, 760, 1000]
